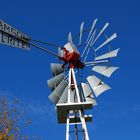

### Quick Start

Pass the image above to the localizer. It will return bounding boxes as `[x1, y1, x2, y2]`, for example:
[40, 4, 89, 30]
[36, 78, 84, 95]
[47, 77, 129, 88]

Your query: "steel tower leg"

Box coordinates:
[66, 68, 72, 140]
[65, 68, 90, 140]
[66, 113, 70, 140]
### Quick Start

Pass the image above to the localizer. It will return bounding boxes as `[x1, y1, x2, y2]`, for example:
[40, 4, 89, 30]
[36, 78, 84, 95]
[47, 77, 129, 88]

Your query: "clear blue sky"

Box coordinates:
[0, 0, 140, 139]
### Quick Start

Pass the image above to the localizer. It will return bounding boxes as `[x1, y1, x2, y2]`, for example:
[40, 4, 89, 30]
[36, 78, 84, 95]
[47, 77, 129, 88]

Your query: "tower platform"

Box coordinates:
[56, 102, 93, 123]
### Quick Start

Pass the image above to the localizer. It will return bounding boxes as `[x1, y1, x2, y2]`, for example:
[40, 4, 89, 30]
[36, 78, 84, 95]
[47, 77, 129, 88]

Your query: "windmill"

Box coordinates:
[0, 19, 120, 140]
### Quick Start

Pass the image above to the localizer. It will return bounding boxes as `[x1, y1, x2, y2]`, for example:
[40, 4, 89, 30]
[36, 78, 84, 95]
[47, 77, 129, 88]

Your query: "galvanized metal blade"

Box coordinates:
[79, 21, 84, 45]
[58, 86, 68, 104]
[95, 48, 120, 60]
[87, 75, 111, 97]
[87, 75, 101, 88]
[82, 29, 97, 57]
[86, 18, 98, 43]
[89, 29, 97, 46]
[95, 33, 117, 51]
[47, 73, 65, 91]
[51, 63, 64, 76]
[92, 22, 109, 45]
[92, 66, 119, 78]
[81, 83, 92, 98]
[68, 32, 73, 45]
[93, 84, 111, 97]
[48, 80, 67, 104]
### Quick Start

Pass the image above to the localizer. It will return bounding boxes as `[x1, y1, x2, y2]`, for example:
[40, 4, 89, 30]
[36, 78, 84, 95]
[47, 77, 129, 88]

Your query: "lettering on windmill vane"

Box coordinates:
[0, 20, 30, 49]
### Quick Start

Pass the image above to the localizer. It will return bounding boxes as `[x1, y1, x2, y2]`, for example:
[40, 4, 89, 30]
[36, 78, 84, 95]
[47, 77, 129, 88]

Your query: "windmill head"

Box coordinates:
[58, 42, 85, 69]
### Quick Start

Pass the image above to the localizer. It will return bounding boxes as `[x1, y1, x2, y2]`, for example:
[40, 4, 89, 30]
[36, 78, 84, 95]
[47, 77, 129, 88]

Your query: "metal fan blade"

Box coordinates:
[85, 97, 97, 106]
[93, 84, 111, 97]
[87, 75, 111, 97]
[58, 47, 64, 57]
[58, 86, 68, 104]
[48, 80, 67, 104]
[83, 29, 97, 62]
[95, 48, 120, 61]
[86, 18, 98, 43]
[47, 73, 64, 91]
[85, 60, 108, 67]
[89, 29, 97, 46]
[84, 29, 96, 62]
[93, 60, 109, 64]
[82, 29, 96, 57]
[87, 75, 101, 88]
[95, 33, 117, 51]
[68, 32, 73, 45]
[79, 21, 84, 45]
[81, 83, 92, 98]
[92, 22, 109, 45]
[92, 66, 119, 78]
[51, 63, 64, 76]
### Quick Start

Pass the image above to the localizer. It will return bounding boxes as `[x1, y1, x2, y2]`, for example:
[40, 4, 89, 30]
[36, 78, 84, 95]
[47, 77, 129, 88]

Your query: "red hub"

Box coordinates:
[59, 43, 84, 69]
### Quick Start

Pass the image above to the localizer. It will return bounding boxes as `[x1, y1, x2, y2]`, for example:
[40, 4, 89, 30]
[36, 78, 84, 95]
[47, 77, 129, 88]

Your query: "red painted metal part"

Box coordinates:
[59, 48, 84, 69]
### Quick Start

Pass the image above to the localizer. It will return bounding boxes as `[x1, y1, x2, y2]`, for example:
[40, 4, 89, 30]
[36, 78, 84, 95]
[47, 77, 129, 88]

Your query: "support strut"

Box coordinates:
[66, 68, 90, 140]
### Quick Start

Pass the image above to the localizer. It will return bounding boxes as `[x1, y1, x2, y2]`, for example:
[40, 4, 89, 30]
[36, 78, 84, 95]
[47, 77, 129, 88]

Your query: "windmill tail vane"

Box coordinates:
[0, 18, 120, 140]
[0, 19, 61, 58]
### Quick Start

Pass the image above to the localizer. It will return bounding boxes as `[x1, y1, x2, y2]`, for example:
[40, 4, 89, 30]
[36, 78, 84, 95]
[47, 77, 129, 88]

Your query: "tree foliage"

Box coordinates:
[0, 97, 39, 140]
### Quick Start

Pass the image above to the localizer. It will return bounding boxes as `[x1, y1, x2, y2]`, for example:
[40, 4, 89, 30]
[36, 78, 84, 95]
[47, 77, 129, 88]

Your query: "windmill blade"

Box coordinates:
[93, 60, 109, 64]
[58, 47, 64, 57]
[47, 73, 64, 91]
[86, 18, 98, 43]
[81, 83, 97, 105]
[93, 84, 111, 97]
[48, 80, 67, 104]
[81, 83, 92, 98]
[87, 75, 111, 97]
[51, 63, 64, 76]
[79, 21, 84, 45]
[87, 75, 101, 88]
[82, 23, 109, 58]
[68, 32, 73, 45]
[81, 29, 96, 57]
[85, 97, 97, 106]
[95, 33, 117, 51]
[89, 29, 97, 46]
[95, 48, 120, 61]
[92, 22, 109, 45]
[92, 66, 119, 78]
[85, 60, 109, 65]
[58, 86, 68, 104]
[83, 29, 97, 62]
